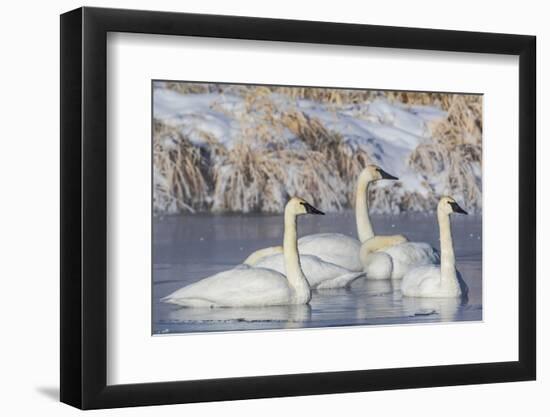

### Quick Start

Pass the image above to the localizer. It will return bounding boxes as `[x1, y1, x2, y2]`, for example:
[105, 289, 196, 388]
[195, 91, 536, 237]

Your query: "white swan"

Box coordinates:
[401, 197, 469, 298]
[244, 165, 400, 271]
[161, 197, 324, 307]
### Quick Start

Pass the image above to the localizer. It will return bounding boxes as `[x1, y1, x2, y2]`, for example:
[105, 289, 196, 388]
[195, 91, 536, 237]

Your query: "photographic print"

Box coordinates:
[152, 81, 482, 335]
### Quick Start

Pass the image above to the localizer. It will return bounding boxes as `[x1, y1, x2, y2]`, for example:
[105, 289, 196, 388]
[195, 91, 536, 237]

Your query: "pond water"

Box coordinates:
[153, 211, 482, 334]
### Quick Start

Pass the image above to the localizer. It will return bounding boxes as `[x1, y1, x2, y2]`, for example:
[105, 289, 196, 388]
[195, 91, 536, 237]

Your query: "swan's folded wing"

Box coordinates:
[384, 242, 439, 265]
[162, 267, 291, 307]
[253, 254, 285, 274]
[316, 272, 365, 290]
[255, 253, 355, 287]
[383, 242, 439, 280]
[362, 252, 393, 280]
[401, 265, 440, 296]
[300, 257, 357, 287]
[298, 233, 362, 271]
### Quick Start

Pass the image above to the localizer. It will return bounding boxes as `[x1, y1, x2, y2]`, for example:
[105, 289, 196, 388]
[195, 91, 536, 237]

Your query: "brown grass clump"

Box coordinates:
[410, 142, 482, 209]
[429, 95, 482, 146]
[398, 93, 482, 212]
[153, 120, 212, 214]
[159, 82, 213, 95]
[211, 142, 346, 213]
[209, 106, 350, 213]
[281, 110, 372, 201]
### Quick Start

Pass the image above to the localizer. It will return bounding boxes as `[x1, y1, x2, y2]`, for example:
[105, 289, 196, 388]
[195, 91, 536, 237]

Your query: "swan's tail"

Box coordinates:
[316, 272, 365, 290]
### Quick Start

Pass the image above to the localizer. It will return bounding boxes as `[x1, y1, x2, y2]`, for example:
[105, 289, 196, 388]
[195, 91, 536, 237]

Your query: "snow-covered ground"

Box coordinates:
[153, 83, 482, 214]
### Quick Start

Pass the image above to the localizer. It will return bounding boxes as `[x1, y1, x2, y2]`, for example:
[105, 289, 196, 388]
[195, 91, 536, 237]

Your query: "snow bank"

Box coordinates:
[153, 84, 482, 215]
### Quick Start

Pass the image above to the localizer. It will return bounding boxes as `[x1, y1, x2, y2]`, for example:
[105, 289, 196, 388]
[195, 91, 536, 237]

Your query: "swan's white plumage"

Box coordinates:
[361, 252, 393, 280]
[316, 272, 365, 290]
[360, 231, 438, 280]
[297, 233, 362, 272]
[242, 245, 283, 266]
[254, 252, 364, 288]
[401, 265, 463, 298]
[162, 265, 293, 307]
[382, 242, 439, 279]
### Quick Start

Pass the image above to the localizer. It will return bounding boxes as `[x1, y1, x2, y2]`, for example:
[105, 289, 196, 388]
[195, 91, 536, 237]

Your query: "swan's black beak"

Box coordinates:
[302, 202, 325, 215]
[449, 201, 468, 215]
[378, 168, 398, 180]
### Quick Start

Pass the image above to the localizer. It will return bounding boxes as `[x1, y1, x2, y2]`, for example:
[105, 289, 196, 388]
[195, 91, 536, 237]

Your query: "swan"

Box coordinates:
[161, 197, 325, 307]
[401, 196, 469, 298]
[244, 165, 400, 271]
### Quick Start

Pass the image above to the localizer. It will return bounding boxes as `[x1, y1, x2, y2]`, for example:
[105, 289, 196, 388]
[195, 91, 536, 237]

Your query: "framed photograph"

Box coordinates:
[60, 6, 536, 410]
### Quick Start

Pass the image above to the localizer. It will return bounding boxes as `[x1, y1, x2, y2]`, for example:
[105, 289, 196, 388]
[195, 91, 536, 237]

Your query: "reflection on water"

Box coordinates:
[153, 211, 482, 334]
[167, 304, 312, 330]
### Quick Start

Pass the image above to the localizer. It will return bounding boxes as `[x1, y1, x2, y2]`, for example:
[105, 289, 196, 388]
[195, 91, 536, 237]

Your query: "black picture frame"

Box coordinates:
[60, 6, 536, 410]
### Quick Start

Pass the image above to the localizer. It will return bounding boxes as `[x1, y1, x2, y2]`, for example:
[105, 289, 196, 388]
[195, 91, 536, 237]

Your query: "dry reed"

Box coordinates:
[153, 82, 483, 215]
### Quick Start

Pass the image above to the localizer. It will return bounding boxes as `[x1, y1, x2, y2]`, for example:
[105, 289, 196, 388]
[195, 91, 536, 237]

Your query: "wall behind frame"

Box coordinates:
[0, 0, 544, 416]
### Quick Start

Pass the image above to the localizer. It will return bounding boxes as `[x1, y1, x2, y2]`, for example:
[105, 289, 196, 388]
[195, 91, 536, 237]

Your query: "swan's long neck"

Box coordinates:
[356, 173, 375, 242]
[283, 210, 311, 304]
[437, 209, 457, 284]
